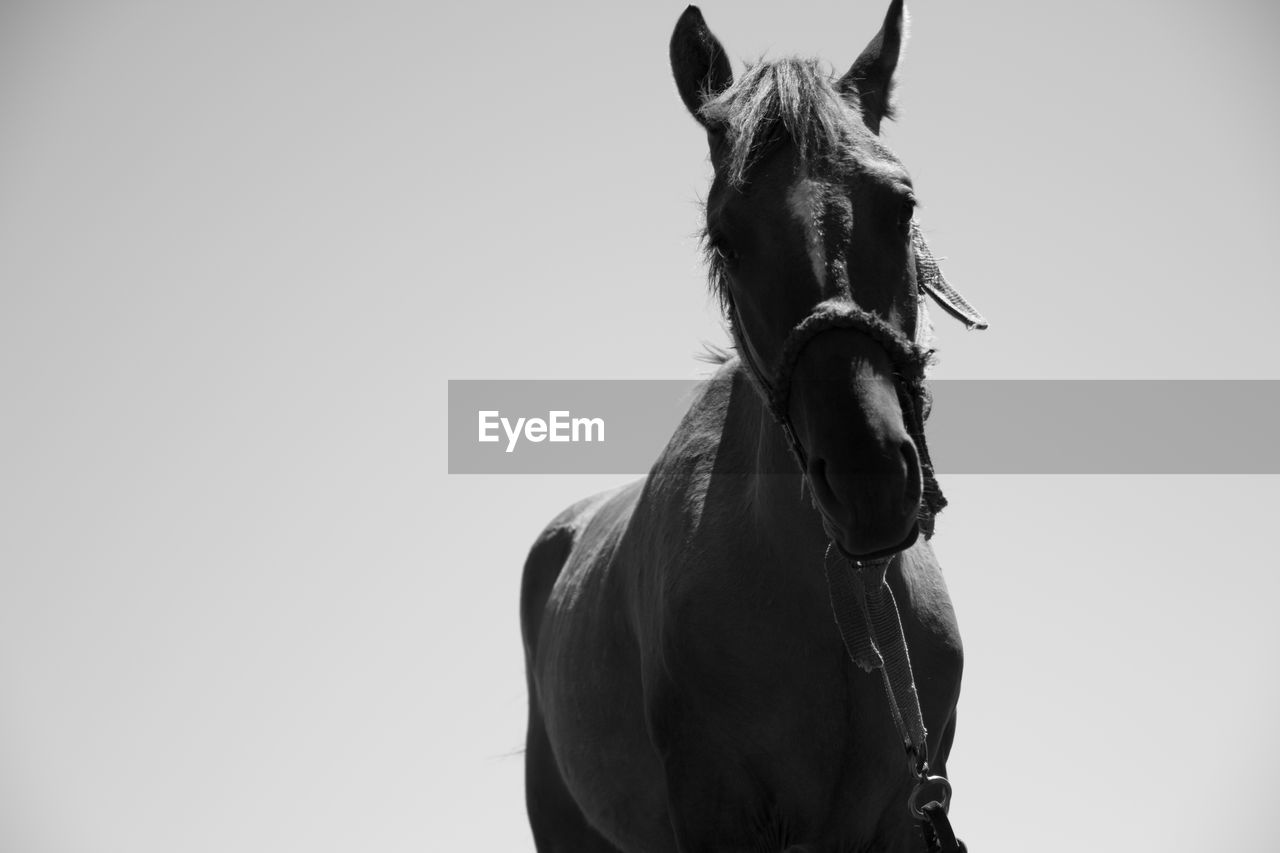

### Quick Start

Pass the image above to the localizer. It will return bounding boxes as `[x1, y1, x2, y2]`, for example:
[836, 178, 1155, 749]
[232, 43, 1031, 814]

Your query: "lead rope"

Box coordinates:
[722, 246, 968, 850]
[825, 545, 965, 853]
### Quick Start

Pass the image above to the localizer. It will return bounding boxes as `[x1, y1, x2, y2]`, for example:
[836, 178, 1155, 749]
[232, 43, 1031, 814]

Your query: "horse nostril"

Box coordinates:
[807, 441, 922, 538]
[806, 457, 839, 513]
[900, 440, 922, 506]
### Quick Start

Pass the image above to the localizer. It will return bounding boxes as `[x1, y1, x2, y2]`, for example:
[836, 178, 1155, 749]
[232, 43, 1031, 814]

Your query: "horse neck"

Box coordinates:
[724, 363, 831, 559]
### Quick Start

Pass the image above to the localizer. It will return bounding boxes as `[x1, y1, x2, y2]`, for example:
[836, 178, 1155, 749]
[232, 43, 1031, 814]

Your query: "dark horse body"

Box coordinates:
[522, 5, 981, 850]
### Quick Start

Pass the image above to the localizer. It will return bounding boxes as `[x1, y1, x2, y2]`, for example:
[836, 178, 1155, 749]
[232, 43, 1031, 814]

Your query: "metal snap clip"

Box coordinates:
[908, 774, 952, 820]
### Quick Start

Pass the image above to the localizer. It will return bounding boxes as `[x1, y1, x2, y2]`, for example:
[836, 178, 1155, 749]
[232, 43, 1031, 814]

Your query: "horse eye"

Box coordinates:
[898, 198, 916, 232]
[710, 237, 739, 265]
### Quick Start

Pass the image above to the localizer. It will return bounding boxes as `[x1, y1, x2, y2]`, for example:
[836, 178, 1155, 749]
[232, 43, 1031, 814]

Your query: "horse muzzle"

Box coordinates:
[729, 297, 939, 558]
[805, 432, 923, 560]
[788, 329, 924, 558]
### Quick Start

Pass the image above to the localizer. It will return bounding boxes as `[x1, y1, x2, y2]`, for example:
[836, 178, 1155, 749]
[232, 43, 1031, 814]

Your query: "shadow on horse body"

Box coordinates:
[522, 4, 983, 850]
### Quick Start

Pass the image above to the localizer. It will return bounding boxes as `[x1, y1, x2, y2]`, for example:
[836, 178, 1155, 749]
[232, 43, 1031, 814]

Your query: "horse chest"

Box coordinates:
[645, 541, 962, 845]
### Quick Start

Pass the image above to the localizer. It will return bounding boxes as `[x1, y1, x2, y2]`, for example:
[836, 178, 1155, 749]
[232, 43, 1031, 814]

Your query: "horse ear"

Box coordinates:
[670, 6, 733, 127]
[837, 0, 907, 134]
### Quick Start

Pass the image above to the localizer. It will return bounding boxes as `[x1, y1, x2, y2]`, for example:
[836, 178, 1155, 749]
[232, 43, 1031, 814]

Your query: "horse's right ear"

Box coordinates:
[670, 6, 733, 127]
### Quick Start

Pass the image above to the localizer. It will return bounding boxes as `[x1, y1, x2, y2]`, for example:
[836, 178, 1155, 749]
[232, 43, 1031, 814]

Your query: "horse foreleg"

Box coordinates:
[521, 524, 622, 852]
[524, 699, 622, 853]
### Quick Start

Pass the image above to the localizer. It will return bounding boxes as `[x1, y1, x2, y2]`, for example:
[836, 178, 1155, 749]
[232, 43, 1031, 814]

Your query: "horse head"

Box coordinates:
[671, 1, 979, 560]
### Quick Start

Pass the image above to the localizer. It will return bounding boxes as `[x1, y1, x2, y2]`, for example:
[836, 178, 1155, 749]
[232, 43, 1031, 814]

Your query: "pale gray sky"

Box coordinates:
[2, 1, 1278, 851]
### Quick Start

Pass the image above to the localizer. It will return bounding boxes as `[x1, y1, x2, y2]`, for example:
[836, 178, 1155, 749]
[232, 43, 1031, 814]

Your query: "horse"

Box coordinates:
[520, 4, 987, 850]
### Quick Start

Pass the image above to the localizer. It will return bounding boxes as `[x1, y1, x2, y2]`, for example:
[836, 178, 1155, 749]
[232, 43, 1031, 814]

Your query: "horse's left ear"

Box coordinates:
[837, 0, 906, 134]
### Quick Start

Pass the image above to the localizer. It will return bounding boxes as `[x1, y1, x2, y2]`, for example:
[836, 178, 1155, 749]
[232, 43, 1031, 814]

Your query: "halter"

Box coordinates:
[727, 221, 974, 549]
[725, 221, 985, 853]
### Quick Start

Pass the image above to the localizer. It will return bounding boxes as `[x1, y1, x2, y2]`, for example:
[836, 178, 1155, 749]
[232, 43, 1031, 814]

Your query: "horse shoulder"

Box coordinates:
[521, 481, 686, 852]
[520, 481, 643, 659]
[894, 541, 965, 723]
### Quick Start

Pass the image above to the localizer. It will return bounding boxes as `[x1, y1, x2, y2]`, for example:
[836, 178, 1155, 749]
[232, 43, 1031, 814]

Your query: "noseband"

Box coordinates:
[726, 260, 949, 552]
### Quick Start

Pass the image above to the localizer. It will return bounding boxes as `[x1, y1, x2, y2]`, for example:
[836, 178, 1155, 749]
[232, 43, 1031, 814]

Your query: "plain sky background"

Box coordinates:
[2, 1, 1279, 851]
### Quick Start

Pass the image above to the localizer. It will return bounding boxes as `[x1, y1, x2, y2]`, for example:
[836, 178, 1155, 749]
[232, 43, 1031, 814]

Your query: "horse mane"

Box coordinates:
[699, 58, 858, 189]
[698, 58, 861, 312]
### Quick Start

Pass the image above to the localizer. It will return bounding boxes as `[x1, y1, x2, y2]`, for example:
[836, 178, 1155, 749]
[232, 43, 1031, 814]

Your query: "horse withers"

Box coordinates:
[521, 3, 985, 850]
